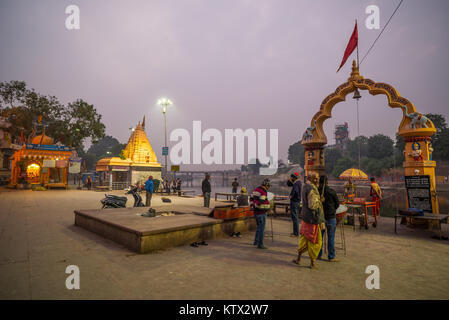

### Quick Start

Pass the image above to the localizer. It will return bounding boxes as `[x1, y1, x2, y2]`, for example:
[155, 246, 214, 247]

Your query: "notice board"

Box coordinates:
[404, 175, 433, 213]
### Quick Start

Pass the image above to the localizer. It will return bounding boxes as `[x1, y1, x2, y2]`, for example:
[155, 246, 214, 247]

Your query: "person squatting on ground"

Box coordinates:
[251, 179, 271, 249]
[317, 175, 340, 262]
[202, 173, 211, 208]
[287, 172, 302, 237]
[370, 177, 382, 216]
[293, 172, 325, 269]
[237, 187, 249, 207]
[145, 176, 154, 207]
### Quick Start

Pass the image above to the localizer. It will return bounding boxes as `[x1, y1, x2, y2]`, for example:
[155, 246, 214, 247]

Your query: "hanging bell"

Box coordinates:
[353, 88, 361, 100]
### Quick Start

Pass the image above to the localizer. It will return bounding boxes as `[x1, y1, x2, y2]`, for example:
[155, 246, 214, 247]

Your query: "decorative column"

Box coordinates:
[401, 135, 438, 213]
[304, 145, 326, 177]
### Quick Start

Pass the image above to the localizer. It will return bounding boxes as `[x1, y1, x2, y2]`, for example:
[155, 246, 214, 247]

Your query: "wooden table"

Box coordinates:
[344, 201, 378, 230]
[394, 211, 449, 239]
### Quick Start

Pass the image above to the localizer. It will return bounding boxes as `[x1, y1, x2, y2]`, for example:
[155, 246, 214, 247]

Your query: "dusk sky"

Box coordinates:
[1, 0, 448, 170]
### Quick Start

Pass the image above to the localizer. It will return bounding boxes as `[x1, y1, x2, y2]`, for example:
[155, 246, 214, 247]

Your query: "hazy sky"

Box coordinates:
[1, 0, 448, 170]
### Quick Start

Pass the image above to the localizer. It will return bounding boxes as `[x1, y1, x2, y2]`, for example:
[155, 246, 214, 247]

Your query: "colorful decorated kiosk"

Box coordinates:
[9, 130, 72, 189]
[301, 61, 439, 216]
[96, 117, 162, 190]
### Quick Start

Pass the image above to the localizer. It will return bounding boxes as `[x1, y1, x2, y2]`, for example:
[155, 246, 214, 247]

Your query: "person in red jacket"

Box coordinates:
[251, 179, 271, 249]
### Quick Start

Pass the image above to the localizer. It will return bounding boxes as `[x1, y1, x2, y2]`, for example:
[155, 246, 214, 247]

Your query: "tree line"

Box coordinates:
[288, 113, 449, 178]
[0, 81, 105, 157]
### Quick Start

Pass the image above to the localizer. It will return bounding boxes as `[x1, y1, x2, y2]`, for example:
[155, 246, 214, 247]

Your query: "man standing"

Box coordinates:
[251, 179, 271, 249]
[86, 175, 92, 190]
[177, 178, 182, 196]
[288, 172, 302, 237]
[292, 172, 325, 269]
[145, 176, 154, 207]
[370, 177, 382, 216]
[318, 175, 340, 262]
[202, 173, 211, 208]
[232, 178, 239, 194]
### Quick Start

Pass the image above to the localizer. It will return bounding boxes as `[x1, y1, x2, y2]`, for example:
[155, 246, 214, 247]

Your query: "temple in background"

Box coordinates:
[96, 116, 162, 189]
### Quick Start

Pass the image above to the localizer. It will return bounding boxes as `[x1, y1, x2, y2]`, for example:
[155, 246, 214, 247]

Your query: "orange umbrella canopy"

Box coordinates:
[339, 168, 368, 180]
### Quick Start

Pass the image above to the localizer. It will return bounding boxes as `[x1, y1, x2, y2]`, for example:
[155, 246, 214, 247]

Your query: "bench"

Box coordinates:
[45, 183, 68, 190]
[215, 192, 239, 201]
[394, 210, 449, 239]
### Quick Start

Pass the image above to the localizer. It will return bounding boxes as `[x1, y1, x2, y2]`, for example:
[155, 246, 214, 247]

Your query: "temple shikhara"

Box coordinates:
[96, 116, 162, 189]
[9, 129, 72, 189]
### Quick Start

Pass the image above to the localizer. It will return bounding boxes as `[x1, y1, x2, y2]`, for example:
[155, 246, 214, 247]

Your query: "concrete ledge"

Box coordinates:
[74, 206, 256, 253]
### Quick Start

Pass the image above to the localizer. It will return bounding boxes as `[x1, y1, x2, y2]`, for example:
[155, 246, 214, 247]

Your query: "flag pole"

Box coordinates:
[356, 19, 359, 69]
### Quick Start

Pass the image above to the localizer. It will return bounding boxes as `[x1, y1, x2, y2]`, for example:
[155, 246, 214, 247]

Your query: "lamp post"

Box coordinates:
[157, 98, 173, 179]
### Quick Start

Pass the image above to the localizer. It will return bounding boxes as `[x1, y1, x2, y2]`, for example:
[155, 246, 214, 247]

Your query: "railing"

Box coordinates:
[92, 181, 128, 190]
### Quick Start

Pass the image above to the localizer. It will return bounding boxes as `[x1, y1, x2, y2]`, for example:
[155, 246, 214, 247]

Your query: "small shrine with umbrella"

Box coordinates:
[339, 168, 368, 202]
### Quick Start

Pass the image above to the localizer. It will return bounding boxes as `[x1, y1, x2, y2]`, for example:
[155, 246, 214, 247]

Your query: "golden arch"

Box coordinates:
[302, 60, 439, 213]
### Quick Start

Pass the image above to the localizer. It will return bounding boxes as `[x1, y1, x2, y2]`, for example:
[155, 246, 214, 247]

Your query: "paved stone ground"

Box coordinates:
[0, 188, 448, 300]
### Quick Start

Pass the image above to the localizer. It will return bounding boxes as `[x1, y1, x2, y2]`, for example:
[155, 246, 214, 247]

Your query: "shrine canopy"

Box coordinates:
[339, 168, 369, 181]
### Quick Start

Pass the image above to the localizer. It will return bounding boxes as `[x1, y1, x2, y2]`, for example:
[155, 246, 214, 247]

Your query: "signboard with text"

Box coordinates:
[26, 143, 71, 152]
[404, 175, 432, 213]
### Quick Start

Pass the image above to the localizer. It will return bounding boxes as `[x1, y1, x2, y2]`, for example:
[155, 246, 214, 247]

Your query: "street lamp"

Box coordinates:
[157, 98, 173, 179]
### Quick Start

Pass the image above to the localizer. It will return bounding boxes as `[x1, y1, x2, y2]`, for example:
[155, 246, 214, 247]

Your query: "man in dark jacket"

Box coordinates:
[202, 173, 211, 207]
[288, 172, 302, 237]
[318, 175, 340, 262]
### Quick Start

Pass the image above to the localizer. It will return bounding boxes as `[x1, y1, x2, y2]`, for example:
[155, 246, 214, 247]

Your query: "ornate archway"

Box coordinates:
[302, 60, 438, 213]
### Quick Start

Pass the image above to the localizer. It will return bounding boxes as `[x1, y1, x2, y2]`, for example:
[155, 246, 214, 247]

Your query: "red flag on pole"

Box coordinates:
[337, 21, 358, 72]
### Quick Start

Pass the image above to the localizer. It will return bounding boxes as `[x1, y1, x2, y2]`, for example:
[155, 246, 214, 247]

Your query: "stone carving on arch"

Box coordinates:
[301, 61, 436, 147]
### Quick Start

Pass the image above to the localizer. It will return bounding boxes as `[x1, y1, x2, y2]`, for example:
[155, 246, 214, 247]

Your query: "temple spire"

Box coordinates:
[142, 115, 146, 129]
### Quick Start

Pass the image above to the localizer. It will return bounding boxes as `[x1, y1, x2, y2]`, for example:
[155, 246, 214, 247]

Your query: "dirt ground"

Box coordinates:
[0, 188, 448, 300]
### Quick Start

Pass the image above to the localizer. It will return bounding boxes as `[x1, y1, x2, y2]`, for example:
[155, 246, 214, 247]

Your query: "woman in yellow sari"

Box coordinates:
[292, 172, 325, 269]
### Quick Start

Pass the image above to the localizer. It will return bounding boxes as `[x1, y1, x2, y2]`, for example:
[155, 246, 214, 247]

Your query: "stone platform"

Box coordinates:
[74, 205, 256, 253]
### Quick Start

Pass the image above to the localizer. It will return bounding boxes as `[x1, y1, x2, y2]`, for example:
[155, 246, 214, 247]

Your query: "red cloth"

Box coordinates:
[300, 221, 320, 244]
[337, 21, 358, 72]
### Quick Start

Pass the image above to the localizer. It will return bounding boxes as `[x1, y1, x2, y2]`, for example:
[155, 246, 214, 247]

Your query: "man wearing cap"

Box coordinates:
[145, 176, 154, 207]
[251, 179, 271, 249]
[237, 187, 249, 207]
[288, 172, 302, 237]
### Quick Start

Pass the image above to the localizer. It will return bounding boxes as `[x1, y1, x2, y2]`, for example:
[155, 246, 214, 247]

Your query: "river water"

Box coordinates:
[181, 177, 449, 217]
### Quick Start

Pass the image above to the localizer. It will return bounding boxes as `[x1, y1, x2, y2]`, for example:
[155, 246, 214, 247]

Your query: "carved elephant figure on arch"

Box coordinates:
[401, 105, 430, 129]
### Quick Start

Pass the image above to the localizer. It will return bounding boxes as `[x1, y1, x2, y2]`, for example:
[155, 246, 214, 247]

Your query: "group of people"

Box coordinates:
[142, 176, 183, 207]
[201, 175, 249, 208]
[198, 171, 383, 269]
[162, 178, 182, 196]
[249, 171, 383, 269]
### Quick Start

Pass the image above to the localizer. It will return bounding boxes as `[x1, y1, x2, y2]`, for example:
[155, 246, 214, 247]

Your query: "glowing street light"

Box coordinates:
[157, 98, 173, 178]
